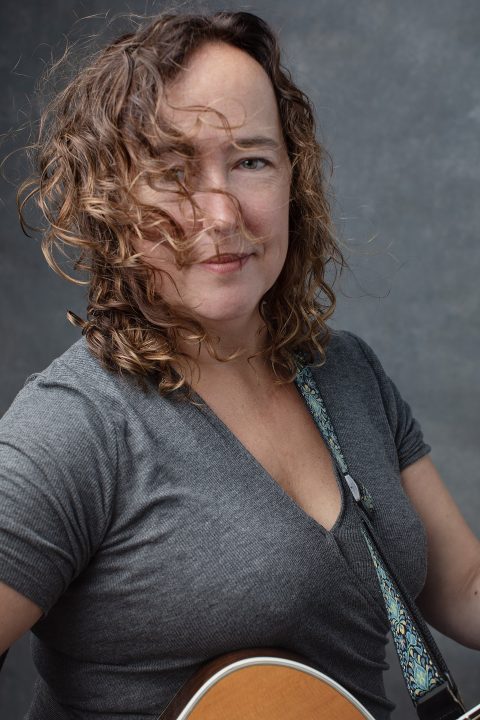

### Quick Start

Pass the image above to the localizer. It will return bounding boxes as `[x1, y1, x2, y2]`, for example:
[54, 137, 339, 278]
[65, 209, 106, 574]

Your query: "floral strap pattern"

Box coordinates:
[293, 352, 454, 705]
[293, 353, 374, 513]
[362, 532, 444, 700]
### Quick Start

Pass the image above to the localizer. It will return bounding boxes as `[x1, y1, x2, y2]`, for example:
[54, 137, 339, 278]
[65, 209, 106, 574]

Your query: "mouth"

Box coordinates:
[200, 253, 252, 264]
[199, 253, 253, 274]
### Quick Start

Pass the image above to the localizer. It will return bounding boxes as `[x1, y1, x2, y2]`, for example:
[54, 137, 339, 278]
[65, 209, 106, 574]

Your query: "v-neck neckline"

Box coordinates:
[185, 376, 349, 537]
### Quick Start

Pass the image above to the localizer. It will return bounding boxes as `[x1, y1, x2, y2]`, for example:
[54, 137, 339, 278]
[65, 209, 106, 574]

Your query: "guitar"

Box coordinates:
[158, 648, 480, 720]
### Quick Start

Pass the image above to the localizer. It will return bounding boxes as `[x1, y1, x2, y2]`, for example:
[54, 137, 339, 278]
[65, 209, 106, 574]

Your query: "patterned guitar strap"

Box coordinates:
[293, 352, 466, 720]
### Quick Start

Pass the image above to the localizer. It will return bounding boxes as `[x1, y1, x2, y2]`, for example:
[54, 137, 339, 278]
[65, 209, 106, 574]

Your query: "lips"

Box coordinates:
[201, 253, 250, 264]
[198, 253, 252, 274]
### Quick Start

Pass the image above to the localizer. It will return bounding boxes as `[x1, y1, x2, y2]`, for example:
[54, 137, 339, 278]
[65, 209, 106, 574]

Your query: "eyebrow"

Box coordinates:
[162, 136, 281, 160]
[228, 136, 281, 150]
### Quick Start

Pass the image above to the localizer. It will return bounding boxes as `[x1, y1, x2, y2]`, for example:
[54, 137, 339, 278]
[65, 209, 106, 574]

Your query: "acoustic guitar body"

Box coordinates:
[159, 648, 375, 720]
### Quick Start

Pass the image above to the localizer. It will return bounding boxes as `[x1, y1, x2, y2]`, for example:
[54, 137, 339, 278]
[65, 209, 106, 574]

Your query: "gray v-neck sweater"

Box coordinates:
[0, 329, 430, 719]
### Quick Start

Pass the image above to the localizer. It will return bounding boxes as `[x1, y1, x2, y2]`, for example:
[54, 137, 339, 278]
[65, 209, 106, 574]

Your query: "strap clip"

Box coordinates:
[344, 473, 361, 501]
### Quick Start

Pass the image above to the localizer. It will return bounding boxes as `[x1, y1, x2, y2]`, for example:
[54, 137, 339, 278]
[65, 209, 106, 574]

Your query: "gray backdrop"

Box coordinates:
[0, 0, 479, 717]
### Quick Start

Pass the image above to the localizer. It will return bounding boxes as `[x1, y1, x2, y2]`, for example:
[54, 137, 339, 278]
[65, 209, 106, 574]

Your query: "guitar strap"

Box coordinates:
[293, 352, 466, 720]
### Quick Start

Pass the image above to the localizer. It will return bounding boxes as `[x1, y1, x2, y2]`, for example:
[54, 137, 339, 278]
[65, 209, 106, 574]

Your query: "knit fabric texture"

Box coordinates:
[0, 329, 430, 719]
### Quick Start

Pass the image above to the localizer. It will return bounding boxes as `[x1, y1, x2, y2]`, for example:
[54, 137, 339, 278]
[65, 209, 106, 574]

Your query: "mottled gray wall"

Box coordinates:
[1, 1, 479, 717]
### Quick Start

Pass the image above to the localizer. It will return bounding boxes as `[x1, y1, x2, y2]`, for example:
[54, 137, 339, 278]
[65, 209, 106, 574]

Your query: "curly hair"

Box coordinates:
[17, 10, 345, 401]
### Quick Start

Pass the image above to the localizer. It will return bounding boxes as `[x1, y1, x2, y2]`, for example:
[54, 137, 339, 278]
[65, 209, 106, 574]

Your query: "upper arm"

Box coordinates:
[0, 376, 117, 616]
[401, 454, 480, 646]
[346, 332, 432, 471]
[0, 581, 43, 655]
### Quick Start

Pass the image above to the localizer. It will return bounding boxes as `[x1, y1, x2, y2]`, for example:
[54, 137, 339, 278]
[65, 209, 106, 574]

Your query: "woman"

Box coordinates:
[0, 11, 478, 720]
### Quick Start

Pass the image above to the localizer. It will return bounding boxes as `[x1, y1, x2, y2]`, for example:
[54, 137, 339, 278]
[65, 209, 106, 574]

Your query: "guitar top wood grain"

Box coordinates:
[187, 664, 367, 719]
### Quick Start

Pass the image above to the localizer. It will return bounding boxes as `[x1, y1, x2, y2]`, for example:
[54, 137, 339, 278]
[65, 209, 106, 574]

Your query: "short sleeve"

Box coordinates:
[346, 332, 431, 471]
[0, 374, 118, 614]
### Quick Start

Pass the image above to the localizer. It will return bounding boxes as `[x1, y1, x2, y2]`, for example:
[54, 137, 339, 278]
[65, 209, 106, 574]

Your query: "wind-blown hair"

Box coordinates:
[18, 11, 345, 400]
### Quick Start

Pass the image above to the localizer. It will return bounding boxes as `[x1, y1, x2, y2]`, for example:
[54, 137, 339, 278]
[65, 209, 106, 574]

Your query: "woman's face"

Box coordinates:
[134, 41, 292, 326]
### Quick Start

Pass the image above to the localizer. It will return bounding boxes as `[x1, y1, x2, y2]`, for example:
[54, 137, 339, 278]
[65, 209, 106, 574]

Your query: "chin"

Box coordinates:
[193, 301, 263, 325]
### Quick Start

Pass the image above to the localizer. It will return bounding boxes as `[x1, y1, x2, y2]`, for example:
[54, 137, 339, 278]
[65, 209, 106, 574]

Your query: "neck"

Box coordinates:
[174, 310, 276, 392]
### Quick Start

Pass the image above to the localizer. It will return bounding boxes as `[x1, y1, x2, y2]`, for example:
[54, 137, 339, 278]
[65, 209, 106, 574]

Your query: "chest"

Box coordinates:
[44, 368, 427, 692]
[194, 381, 343, 531]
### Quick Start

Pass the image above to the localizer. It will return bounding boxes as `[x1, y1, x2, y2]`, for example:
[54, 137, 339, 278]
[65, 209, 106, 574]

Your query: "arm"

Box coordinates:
[0, 582, 43, 655]
[401, 454, 480, 649]
[0, 372, 117, 642]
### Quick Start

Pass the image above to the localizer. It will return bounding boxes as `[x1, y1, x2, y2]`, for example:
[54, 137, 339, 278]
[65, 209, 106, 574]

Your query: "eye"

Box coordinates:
[164, 167, 186, 184]
[238, 158, 269, 171]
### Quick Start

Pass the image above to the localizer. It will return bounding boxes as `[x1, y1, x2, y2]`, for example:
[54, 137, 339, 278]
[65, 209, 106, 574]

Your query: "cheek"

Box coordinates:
[131, 237, 171, 269]
[129, 230, 183, 289]
[242, 185, 290, 236]
[134, 183, 192, 239]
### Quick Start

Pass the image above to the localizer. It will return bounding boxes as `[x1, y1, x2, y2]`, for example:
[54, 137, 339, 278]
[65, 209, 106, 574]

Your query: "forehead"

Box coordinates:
[162, 42, 283, 144]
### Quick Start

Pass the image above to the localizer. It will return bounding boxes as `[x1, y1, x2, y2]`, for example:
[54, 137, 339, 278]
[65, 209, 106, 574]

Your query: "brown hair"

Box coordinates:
[17, 11, 345, 400]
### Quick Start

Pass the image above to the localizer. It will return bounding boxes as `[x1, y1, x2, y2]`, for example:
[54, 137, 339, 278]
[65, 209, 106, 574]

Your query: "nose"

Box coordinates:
[195, 181, 239, 235]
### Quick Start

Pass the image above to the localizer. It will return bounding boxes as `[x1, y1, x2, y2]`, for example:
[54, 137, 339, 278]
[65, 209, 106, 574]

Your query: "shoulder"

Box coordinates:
[314, 328, 383, 377]
[16, 337, 149, 421]
[0, 338, 144, 468]
[313, 329, 431, 467]
[308, 328, 400, 424]
[1, 338, 124, 462]
[23, 337, 126, 401]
